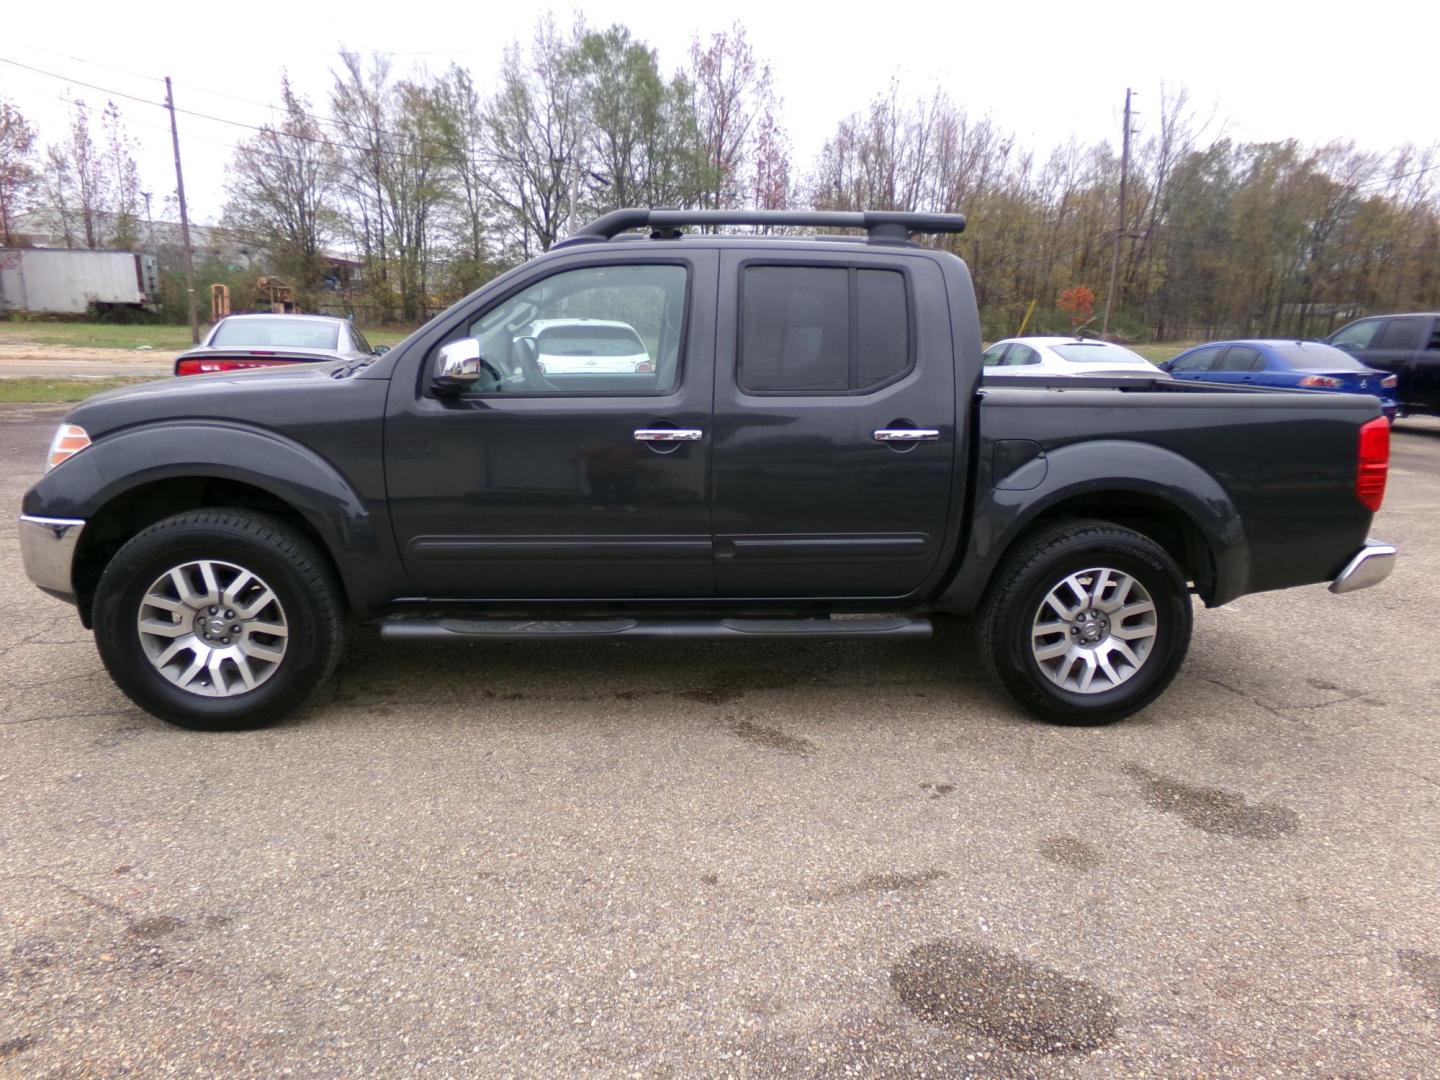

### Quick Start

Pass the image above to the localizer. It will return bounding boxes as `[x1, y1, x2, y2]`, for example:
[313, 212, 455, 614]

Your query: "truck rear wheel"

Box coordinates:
[93, 509, 345, 731]
[978, 520, 1192, 724]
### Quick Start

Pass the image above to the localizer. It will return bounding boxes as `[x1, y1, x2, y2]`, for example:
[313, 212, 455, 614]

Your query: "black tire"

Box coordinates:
[93, 509, 345, 731]
[978, 519, 1193, 725]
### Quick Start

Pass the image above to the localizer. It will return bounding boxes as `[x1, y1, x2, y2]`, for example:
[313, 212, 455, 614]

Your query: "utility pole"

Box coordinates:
[569, 162, 580, 234]
[1101, 87, 1132, 338]
[165, 77, 199, 344]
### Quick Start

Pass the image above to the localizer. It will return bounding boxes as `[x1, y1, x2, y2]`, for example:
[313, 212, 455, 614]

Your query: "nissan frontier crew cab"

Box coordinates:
[19, 209, 1397, 731]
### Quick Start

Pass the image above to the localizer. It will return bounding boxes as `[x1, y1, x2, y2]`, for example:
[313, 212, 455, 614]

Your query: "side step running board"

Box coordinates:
[379, 615, 932, 643]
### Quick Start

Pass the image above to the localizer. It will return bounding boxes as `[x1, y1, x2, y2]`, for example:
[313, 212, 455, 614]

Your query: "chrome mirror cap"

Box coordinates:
[435, 339, 483, 389]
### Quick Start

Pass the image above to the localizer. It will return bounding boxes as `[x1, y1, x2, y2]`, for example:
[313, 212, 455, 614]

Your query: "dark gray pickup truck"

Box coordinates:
[19, 209, 1397, 731]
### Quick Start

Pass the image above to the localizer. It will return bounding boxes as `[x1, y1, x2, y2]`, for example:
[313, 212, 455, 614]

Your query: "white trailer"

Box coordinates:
[0, 249, 161, 315]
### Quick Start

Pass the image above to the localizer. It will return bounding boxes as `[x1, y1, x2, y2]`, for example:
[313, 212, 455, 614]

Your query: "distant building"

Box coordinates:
[9, 211, 361, 286]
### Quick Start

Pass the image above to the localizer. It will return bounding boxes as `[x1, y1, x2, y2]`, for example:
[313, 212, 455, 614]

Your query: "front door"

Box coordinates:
[385, 254, 717, 600]
[709, 250, 958, 599]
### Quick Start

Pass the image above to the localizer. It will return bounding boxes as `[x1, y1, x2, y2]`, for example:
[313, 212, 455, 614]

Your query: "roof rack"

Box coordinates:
[556, 208, 967, 248]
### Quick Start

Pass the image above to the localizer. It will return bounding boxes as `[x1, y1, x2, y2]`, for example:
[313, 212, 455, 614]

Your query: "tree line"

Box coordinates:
[1, 18, 1437, 340]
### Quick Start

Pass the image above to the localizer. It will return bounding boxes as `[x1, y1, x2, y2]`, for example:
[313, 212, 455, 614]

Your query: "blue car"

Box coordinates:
[1160, 340, 1399, 421]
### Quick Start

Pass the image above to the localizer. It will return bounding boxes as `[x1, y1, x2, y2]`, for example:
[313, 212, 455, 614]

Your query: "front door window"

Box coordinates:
[458, 264, 688, 395]
[1331, 319, 1381, 351]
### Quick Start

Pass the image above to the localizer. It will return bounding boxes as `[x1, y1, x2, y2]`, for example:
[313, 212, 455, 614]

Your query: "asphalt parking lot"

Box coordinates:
[2, 403, 1438, 1077]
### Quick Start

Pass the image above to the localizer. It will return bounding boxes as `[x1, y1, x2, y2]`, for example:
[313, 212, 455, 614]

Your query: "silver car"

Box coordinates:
[983, 336, 1160, 378]
[174, 314, 384, 376]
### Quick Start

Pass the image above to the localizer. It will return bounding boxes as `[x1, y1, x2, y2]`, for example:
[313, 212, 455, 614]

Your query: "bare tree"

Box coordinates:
[57, 99, 105, 249]
[331, 50, 395, 295]
[0, 98, 38, 246]
[750, 100, 792, 211]
[480, 15, 590, 257]
[433, 65, 492, 290]
[101, 102, 142, 250]
[574, 25, 709, 212]
[690, 24, 773, 211]
[222, 77, 342, 292]
[380, 78, 450, 321]
[39, 147, 76, 248]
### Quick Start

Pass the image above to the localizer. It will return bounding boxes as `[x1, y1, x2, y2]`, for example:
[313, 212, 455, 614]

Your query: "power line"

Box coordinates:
[0, 81, 330, 173]
[0, 55, 456, 165]
[0, 55, 164, 109]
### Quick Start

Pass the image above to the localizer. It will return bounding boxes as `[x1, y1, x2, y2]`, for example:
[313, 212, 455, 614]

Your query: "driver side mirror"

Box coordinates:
[434, 337, 484, 394]
[372, 345, 390, 356]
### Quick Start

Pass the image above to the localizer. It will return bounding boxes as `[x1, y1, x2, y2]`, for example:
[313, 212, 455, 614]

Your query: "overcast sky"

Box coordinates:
[4, 0, 1437, 227]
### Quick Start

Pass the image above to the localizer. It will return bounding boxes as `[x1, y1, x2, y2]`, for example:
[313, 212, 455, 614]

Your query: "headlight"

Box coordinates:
[46, 424, 91, 471]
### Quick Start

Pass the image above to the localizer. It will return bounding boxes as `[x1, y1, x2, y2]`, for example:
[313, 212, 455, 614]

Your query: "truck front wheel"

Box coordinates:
[979, 520, 1193, 724]
[92, 509, 345, 731]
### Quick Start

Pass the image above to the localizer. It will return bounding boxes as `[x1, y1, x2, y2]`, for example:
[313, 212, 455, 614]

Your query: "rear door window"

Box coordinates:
[855, 270, 910, 388]
[1377, 318, 1423, 351]
[1219, 345, 1263, 371]
[739, 265, 913, 393]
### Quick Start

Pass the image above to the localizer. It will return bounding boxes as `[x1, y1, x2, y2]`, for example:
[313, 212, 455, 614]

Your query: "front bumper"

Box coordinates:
[18, 515, 86, 601]
[1330, 538, 1397, 594]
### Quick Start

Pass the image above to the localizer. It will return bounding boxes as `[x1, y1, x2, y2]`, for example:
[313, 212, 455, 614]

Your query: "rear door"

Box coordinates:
[709, 250, 957, 598]
[1408, 317, 1440, 409]
[1208, 345, 1263, 384]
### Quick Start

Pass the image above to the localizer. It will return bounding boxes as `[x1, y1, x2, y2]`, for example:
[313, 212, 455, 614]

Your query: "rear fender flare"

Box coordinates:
[939, 439, 1248, 613]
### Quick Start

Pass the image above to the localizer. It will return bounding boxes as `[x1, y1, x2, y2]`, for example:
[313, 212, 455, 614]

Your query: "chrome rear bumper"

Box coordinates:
[18, 515, 85, 599]
[1330, 539, 1397, 594]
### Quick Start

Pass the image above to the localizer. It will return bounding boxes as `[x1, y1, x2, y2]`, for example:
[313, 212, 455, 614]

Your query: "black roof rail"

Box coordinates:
[557, 208, 967, 247]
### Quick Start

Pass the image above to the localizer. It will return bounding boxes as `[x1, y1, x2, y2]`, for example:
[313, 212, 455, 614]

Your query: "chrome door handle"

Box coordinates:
[873, 428, 940, 442]
[634, 428, 704, 442]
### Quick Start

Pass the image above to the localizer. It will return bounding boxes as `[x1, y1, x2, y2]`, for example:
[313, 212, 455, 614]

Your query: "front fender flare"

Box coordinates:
[24, 420, 389, 610]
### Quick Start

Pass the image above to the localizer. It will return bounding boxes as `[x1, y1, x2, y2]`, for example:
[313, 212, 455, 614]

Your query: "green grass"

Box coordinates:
[0, 376, 164, 403]
[0, 322, 197, 350]
[1130, 342, 1202, 365]
[366, 327, 414, 347]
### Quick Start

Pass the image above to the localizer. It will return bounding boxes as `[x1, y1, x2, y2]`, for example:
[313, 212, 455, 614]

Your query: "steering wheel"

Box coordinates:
[511, 337, 557, 392]
[474, 356, 509, 391]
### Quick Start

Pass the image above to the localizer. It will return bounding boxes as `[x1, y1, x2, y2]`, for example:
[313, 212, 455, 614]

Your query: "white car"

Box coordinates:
[520, 319, 654, 375]
[982, 336, 1159, 378]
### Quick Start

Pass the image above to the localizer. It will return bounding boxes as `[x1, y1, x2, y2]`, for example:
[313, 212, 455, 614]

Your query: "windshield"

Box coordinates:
[211, 318, 340, 350]
[1050, 342, 1150, 365]
[536, 325, 646, 357]
[1267, 343, 1367, 371]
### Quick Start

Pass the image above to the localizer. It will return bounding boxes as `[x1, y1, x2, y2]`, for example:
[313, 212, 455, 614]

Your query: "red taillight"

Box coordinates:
[1299, 374, 1343, 388]
[1381, 374, 1398, 389]
[636, 360, 654, 373]
[175, 358, 285, 376]
[1356, 416, 1390, 512]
